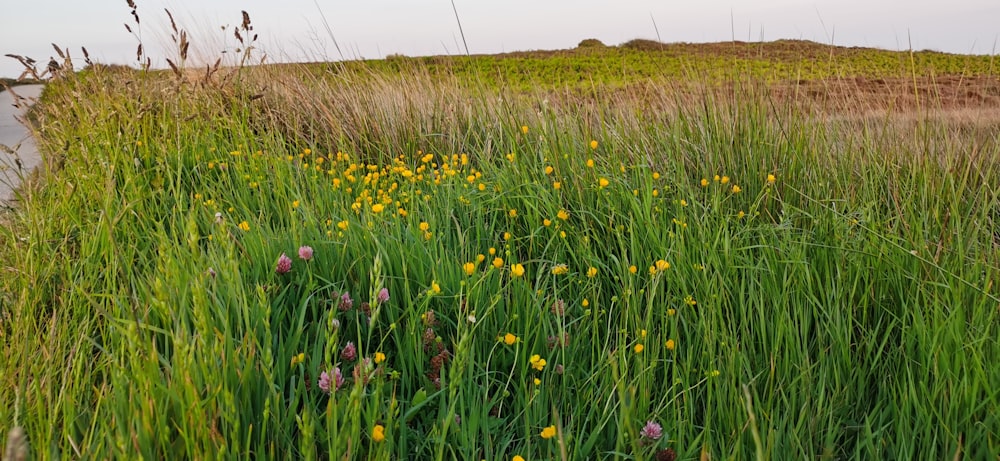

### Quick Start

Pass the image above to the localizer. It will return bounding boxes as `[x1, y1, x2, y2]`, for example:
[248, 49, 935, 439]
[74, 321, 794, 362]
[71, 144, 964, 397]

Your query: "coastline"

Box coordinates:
[0, 84, 44, 204]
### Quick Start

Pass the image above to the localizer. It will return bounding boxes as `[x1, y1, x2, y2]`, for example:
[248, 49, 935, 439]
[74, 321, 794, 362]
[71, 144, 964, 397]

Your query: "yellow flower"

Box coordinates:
[292, 200, 300, 208]
[477, 254, 486, 263]
[543, 218, 552, 227]
[372, 424, 386, 442]
[371, 204, 385, 213]
[634, 343, 644, 354]
[652, 189, 659, 197]
[767, 174, 776, 184]
[540, 424, 556, 439]
[551, 264, 568, 275]
[430, 281, 441, 294]
[521, 125, 529, 134]
[655, 260, 670, 271]
[545, 165, 554, 175]
[589, 140, 598, 150]
[463, 262, 476, 276]
[419, 222, 430, 231]
[492, 257, 504, 269]
[513, 456, 526, 461]
[557, 209, 569, 220]
[731, 184, 742, 194]
[238, 221, 250, 231]
[478, 183, 486, 191]
[737, 210, 746, 219]
[667, 308, 676, 316]
[640, 329, 647, 338]
[598, 178, 609, 188]
[374, 352, 386, 364]
[489, 247, 497, 255]
[586, 159, 595, 168]
[679, 199, 687, 207]
[587, 267, 598, 278]
[510, 263, 525, 278]
[684, 295, 696, 306]
[290, 352, 305, 367]
[529, 354, 547, 371]
[721, 175, 730, 185]
[700, 178, 709, 187]
[553, 181, 561, 190]
[421, 153, 434, 163]
[337, 220, 349, 230]
[665, 339, 676, 350]
[504, 232, 512, 241]
[533, 377, 541, 385]
[629, 265, 637, 274]
[582, 298, 589, 307]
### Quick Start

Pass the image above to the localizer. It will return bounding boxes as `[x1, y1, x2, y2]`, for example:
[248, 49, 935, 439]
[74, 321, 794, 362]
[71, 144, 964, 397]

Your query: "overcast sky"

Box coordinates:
[2, 0, 998, 78]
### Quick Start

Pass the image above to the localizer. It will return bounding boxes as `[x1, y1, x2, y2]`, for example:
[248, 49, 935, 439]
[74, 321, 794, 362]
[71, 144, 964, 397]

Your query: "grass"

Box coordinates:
[1, 34, 999, 460]
[317, 38, 998, 93]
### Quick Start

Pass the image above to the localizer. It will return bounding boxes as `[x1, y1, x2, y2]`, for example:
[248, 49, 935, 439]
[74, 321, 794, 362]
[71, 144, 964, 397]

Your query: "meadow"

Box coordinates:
[328, 37, 999, 89]
[1, 27, 999, 460]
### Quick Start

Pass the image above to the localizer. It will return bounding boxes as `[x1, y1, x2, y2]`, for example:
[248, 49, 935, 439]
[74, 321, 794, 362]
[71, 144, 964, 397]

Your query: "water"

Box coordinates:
[0, 84, 44, 204]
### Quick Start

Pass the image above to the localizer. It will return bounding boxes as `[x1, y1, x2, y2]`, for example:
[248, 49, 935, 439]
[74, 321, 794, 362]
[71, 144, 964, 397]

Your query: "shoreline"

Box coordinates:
[0, 84, 44, 204]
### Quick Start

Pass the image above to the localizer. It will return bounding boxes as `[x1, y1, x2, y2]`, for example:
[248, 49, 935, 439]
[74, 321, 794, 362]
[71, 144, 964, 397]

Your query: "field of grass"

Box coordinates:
[1, 35, 999, 460]
[319, 38, 999, 93]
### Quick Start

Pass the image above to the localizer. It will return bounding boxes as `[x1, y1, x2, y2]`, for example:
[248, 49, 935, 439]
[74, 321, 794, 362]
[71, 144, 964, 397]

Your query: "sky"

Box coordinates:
[2, 0, 998, 78]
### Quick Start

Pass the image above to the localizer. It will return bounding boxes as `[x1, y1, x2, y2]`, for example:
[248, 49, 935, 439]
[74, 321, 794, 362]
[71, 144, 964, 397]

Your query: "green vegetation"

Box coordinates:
[576, 38, 607, 48]
[314, 39, 997, 92]
[1, 39, 999, 460]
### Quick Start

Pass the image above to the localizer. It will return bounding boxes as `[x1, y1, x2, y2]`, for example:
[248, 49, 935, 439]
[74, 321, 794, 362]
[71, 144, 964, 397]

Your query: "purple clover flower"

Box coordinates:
[318, 367, 344, 394]
[341, 342, 357, 361]
[275, 253, 292, 274]
[640, 420, 663, 441]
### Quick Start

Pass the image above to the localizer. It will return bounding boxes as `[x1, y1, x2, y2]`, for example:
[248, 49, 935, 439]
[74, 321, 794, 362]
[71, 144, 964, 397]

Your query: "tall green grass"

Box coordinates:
[1, 56, 998, 460]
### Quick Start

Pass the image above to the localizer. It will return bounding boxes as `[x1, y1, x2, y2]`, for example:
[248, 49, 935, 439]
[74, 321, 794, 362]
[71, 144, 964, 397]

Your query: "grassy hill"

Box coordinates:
[1, 38, 998, 460]
[316, 38, 997, 89]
